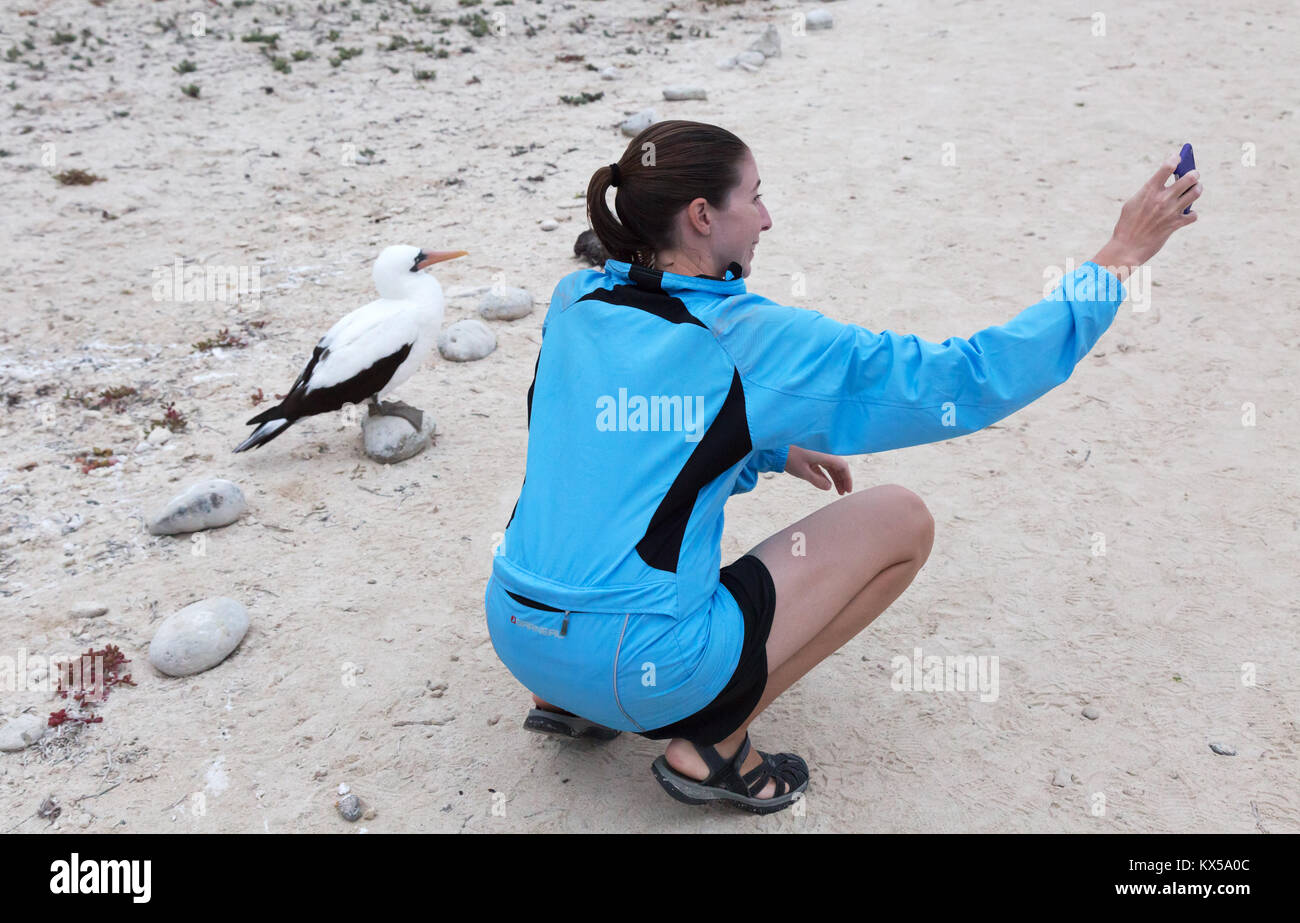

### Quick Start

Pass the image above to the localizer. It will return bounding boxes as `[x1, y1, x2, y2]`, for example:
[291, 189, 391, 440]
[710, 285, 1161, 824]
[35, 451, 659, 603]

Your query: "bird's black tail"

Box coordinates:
[233, 415, 294, 452]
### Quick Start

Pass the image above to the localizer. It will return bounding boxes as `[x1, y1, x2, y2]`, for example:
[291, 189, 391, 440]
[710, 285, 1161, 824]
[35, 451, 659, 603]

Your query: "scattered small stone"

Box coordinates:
[338, 783, 350, 796]
[599, 66, 617, 80]
[438, 319, 496, 362]
[362, 807, 376, 821]
[362, 408, 435, 464]
[663, 86, 707, 101]
[620, 108, 656, 137]
[147, 478, 247, 535]
[78, 813, 92, 828]
[1081, 705, 1100, 720]
[71, 602, 109, 619]
[147, 427, 171, 446]
[148, 596, 249, 677]
[736, 51, 767, 71]
[0, 714, 49, 752]
[747, 24, 781, 59]
[806, 9, 835, 30]
[538, 218, 559, 232]
[1051, 768, 1070, 787]
[478, 286, 534, 321]
[1209, 741, 1237, 756]
[716, 56, 737, 71]
[337, 793, 363, 822]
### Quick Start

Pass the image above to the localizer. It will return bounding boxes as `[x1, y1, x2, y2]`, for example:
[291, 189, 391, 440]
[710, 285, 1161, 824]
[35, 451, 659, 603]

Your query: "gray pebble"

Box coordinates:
[1051, 768, 1071, 787]
[479, 286, 534, 321]
[147, 427, 171, 445]
[71, 602, 109, 619]
[620, 109, 656, 137]
[1082, 705, 1100, 720]
[747, 24, 781, 59]
[148, 596, 249, 677]
[806, 9, 834, 30]
[362, 411, 434, 464]
[337, 793, 363, 822]
[1209, 741, 1237, 756]
[599, 66, 617, 80]
[716, 56, 737, 71]
[0, 714, 49, 752]
[663, 86, 707, 101]
[736, 51, 767, 70]
[438, 319, 496, 362]
[147, 478, 247, 536]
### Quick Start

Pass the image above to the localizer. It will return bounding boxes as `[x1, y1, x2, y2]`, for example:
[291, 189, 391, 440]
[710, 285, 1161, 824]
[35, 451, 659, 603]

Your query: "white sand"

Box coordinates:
[1, 0, 1297, 832]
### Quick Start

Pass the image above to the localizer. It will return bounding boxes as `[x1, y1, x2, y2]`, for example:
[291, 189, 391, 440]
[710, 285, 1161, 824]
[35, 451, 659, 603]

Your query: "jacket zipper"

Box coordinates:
[612, 613, 646, 731]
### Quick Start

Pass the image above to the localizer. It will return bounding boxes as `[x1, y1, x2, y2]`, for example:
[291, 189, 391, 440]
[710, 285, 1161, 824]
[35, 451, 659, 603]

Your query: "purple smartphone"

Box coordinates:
[1174, 143, 1196, 215]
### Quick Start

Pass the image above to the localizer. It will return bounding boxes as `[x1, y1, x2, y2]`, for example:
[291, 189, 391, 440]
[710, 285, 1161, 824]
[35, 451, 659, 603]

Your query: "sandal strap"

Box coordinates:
[742, 751, 805, 798]
[695, 734, 754, 795]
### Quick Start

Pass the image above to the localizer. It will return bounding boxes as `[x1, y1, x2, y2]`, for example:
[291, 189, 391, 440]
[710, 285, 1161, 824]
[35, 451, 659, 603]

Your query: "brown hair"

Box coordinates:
[586, 120, 749, 269]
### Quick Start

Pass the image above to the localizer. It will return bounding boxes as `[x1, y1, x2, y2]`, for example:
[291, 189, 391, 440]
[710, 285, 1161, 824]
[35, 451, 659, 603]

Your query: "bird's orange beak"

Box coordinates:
[416, 249, 468, 270]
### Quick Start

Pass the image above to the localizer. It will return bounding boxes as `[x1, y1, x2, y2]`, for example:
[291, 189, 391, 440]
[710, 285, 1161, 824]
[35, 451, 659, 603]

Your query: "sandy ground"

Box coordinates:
[1, 0, 1297, 833]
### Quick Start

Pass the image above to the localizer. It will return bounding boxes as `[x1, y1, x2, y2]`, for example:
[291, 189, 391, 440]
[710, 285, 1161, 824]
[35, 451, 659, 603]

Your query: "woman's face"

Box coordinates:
[713, 150, 772, 278]
[664, 149, 772, 279]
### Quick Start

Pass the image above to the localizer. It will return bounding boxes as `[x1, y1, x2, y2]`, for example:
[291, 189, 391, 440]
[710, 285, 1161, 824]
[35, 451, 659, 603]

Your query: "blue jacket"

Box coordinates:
[489, 258, 1126, 623]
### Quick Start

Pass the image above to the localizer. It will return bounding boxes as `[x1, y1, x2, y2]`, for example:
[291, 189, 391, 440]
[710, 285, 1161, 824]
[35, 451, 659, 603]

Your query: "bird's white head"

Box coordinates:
[373, 244, 468, 301]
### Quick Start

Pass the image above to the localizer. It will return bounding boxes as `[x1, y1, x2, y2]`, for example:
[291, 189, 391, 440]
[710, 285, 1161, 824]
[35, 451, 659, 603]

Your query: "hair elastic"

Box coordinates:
[608, 162, 621, 187]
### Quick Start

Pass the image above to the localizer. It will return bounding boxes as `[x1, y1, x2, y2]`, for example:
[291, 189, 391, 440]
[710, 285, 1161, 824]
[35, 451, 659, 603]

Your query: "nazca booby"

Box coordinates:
[233, 244, 467, 453]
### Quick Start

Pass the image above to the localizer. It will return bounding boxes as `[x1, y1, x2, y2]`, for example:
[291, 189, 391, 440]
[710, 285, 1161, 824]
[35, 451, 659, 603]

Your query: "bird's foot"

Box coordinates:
[368, 399, 424, 432]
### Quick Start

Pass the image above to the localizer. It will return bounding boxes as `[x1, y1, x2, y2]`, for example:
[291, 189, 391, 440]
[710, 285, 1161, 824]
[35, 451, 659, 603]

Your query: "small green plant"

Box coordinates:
[181, 83, 200, 98]
[241, 29, 279, 46]
[458, 13, 490, 37]
[53, 168, 103, 185]
[291, 49, 313, 61]
[414, 69, 435, 80]
[53, 31, 76, 45]
[329, 46, 363, 66]
[193, 328, 248, 352]
[559, 91, 603, 106]
[174, 58, 196, 74]
[150, 402, 189, 433]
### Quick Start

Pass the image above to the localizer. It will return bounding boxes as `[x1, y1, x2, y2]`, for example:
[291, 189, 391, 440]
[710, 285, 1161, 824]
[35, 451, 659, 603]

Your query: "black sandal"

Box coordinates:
[650, 733, 808, 814]
[523, 706, 621, 741]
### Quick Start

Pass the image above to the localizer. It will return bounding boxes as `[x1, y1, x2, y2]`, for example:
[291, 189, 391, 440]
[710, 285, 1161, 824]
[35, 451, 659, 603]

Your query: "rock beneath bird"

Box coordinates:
[479, 287, 534, 321]
[620, 109, 656, 137]
[438, 319, 496, 362]
[663, 86, 707, 101]
[0, 713, 48, 752]
[736, 51, 767, 71]
[147, 478, 247, 536]
[148, 596, 249, 677]
[748, 24, 781, 58]
[806, 9, 834, 29]
[362, 407, 435, 463]
[574, 229, 606, 266]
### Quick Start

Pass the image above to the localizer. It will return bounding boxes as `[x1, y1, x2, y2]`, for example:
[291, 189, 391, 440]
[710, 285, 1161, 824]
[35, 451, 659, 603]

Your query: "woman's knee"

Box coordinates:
[867, 484, 934, 561]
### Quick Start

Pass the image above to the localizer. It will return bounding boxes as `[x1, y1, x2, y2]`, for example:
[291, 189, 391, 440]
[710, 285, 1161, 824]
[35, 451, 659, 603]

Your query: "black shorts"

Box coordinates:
[636, 554, 777, 747]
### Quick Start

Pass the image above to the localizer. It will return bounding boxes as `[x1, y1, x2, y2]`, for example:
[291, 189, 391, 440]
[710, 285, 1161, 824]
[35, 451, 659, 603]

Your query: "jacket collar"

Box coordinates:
[602, 259, 747, 295]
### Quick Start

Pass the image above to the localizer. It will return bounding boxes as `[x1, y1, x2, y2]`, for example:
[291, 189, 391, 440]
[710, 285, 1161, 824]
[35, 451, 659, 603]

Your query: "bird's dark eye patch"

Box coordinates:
[410, 251, 425, 272]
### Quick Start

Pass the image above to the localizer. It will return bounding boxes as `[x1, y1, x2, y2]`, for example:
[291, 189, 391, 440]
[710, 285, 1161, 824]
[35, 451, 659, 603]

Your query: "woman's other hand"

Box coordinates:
[1091, 151, 1203, 281]
[785, 447, 853, 494]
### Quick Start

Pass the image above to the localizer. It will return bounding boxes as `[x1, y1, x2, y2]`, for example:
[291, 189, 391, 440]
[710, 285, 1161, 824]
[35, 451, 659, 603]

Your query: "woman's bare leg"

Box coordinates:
[664, 484, 935, 797]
